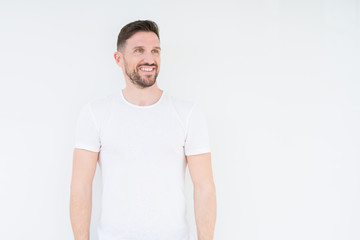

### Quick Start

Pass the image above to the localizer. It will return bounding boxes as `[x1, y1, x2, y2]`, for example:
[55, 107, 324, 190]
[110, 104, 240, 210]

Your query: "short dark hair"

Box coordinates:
[116, 20, 160, 51]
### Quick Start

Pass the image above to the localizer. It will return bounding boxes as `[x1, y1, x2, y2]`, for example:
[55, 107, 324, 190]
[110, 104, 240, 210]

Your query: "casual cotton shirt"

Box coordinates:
[74, 90, 211, 240]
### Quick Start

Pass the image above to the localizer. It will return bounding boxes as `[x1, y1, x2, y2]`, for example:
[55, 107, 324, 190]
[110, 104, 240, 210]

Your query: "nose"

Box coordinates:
[142, 51, 155, 65]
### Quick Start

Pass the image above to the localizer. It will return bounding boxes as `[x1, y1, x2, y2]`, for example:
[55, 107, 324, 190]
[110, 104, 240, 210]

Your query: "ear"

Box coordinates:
[114, 51, 123, 67]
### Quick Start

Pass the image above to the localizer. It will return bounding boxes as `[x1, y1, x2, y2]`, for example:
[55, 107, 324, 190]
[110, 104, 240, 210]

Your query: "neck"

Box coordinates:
[121, 85, 163, 107]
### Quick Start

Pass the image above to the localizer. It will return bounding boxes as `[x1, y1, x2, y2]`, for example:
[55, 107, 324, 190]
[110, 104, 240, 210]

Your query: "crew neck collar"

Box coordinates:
[120, 90, 165, 109]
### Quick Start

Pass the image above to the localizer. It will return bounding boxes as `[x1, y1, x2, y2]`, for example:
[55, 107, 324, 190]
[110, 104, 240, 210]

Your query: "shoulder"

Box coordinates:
[166, 92, 196, 117]
[166, 92, 208, 125]
[82, 93, 117, 124]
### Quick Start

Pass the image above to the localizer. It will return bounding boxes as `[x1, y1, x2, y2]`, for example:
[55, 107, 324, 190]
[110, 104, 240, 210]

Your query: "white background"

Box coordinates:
[1, 0, 359, 239]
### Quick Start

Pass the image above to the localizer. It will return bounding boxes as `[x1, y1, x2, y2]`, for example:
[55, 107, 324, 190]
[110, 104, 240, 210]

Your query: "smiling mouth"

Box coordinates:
[138, 66, 156, 73]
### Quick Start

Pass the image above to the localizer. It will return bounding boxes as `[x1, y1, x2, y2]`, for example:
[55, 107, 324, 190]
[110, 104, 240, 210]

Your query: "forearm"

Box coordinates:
[193, 184, 217, 240]
[70, 185, 92, 240]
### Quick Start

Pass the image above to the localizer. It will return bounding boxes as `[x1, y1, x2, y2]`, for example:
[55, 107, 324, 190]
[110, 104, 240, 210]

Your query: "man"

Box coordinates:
[70, 20, 216, 240]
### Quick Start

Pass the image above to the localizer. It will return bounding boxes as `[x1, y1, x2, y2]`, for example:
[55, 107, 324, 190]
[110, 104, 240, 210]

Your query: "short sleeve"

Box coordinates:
[184, 103, 211, 156]
[74, 104, 101, 152]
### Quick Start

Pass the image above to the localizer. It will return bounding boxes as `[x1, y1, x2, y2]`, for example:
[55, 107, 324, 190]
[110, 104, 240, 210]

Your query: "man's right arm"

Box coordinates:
[70, 148, 99, 240]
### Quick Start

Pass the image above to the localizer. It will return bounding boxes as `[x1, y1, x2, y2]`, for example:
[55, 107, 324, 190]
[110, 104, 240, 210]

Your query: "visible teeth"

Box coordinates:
[140, 68, 153, 72]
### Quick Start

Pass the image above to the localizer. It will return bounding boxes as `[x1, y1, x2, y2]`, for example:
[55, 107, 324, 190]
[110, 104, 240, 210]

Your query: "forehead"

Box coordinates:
[125, 31, 160, 49]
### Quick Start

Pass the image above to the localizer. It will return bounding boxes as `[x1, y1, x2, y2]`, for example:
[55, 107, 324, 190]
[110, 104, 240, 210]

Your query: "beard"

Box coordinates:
[124, 59, 159, 89]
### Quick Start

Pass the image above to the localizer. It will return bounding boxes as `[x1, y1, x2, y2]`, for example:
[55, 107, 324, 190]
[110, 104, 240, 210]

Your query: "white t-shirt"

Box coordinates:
[74, 90, 211, 240]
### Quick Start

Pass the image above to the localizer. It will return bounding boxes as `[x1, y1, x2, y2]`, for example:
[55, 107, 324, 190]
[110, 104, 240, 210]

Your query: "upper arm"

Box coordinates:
[71, 148, 99, 188]
[186, 152, 215, 188]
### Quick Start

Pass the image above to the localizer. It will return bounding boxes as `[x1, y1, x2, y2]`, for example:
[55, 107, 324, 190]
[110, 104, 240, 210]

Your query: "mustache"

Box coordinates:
[138, 63, 158, 67]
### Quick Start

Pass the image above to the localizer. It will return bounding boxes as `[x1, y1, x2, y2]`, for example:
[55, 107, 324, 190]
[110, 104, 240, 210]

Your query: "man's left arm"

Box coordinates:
[186, 152, 216, 240]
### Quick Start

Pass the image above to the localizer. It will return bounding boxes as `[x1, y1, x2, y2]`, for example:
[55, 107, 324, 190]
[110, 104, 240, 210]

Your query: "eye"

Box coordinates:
[135, 49, 143, 53]
[152, 49, 160, 54]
